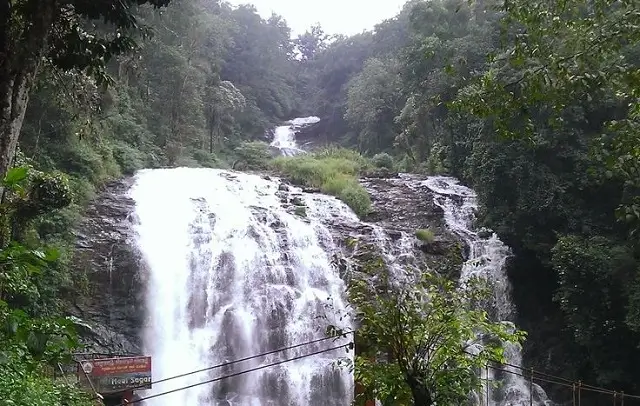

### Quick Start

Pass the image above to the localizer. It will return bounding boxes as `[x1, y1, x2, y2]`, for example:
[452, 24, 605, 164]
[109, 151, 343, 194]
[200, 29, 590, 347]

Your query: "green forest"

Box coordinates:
[1, 0, 640, 404]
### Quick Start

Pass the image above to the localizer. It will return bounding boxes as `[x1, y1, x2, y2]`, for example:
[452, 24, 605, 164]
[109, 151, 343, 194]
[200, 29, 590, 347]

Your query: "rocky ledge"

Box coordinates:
[361, 174, 459, 258]
[69, 178, 143, 355]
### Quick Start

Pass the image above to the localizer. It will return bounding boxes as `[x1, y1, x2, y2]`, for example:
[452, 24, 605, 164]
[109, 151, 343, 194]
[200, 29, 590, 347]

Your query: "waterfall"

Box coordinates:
[270, 116, 320, 156]
[124, 153, 550, 405]
[423, 176, 552, 406]
[130, 168, 353, 405]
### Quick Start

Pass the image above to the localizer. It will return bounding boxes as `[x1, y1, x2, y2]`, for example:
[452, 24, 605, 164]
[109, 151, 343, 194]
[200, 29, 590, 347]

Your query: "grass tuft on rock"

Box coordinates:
[270, 148, 372, 218]
[415, 228, 435, 243]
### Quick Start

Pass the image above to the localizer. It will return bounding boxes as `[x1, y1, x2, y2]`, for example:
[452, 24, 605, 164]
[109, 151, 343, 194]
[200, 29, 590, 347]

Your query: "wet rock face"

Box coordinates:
[69, 178, 143, 355]
[361, 174, 451, 238]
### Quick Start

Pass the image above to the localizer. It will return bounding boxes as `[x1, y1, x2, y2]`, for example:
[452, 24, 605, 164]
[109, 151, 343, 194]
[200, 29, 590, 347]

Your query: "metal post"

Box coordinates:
[57, 363, 72, 386]
[578, 381, 582, 406]
[529, 368, 533, 406]
[486, 365, 490, 406]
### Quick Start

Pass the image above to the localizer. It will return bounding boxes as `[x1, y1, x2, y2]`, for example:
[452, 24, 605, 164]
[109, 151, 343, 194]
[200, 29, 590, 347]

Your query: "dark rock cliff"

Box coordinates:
[69, 178, 144, 355]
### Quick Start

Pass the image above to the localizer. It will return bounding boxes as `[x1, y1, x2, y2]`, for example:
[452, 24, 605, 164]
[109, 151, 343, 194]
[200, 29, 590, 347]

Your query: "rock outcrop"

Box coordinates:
[361, 174, 449, 236]
[69, 178, 144, 355]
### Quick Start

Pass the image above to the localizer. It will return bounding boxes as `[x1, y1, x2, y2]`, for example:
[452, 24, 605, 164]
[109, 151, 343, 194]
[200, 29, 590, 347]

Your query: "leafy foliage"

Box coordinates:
[0, 166, 89, 404]
[341, 257, 523, 405]
[414, 229, 434, 243]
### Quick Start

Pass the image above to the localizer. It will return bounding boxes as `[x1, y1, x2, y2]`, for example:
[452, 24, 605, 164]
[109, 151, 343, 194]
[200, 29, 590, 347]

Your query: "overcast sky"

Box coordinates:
[226, 0, 407, 36]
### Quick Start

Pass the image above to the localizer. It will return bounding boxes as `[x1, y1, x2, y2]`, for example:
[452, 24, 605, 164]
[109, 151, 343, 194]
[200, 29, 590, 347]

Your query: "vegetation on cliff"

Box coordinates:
[0, 166, 90, 405]
[271, 148, 373, 217]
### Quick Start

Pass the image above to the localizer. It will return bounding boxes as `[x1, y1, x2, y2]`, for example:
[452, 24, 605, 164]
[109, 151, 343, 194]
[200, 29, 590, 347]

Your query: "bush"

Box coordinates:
[395, 154, 416, 173]
[0, 357, 91, 406]
[270, 151, 372, 217]
[191, 149, 222, 168]
[112, 141, 145, 175]
[314, 146, 373, 172]
[415, 228, 435, 242]
[372, 152, 394, 170]
[233, 141, 273, 170]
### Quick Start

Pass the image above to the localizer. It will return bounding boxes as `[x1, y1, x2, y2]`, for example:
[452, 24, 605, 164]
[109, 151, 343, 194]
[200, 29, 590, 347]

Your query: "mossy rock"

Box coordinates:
[294, 206, 307, 217]
[415, 228, 435, 243]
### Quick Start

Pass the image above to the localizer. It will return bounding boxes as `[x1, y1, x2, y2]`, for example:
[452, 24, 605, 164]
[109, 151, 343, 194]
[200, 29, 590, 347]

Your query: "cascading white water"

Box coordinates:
[130, 167, 353, 405]
[423, 176, 552, 406]
[270, 116, 320, 156]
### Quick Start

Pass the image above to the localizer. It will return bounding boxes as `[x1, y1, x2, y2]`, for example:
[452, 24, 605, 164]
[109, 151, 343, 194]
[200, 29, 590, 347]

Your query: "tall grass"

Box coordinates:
[270, 148, 373, 217]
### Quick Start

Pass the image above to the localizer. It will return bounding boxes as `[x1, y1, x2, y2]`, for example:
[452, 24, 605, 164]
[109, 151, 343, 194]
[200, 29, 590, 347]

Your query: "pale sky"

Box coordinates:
[227, 0, 407, 36]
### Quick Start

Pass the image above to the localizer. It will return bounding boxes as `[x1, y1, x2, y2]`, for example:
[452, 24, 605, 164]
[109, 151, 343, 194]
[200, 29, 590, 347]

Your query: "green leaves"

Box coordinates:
[3, 168, 29, 191]
[0, 237, 83, 404]
[344, 256, 524, 405]
[551, 234, 638, 385]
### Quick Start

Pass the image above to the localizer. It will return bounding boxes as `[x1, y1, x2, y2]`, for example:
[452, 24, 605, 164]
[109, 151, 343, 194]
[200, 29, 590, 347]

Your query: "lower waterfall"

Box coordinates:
[130, 168, 353, 405]
[424, 176, 551, 406]
[128, 166, 551, 406]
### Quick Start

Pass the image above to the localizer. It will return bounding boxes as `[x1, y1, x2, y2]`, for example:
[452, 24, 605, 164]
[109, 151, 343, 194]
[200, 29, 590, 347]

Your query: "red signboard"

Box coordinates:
[77, 356, 152, 394]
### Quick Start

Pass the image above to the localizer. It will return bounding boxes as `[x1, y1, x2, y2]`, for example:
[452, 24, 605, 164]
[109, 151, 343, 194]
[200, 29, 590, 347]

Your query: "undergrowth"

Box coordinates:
[270, 147, 373, 217]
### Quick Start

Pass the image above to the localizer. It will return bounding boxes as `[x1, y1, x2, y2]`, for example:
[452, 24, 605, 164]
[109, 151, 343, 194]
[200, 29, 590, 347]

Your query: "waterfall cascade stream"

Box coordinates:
[423, 176, 551, 406]
[127, 117, 552, 405]
[269, 116, 320, 156]
[131, 168, 354, 405]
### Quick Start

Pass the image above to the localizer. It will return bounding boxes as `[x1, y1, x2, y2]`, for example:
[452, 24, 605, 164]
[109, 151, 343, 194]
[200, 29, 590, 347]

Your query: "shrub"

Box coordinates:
[415, 228, 435, 242]
[270, 152, 372, 217]
[395, 154, 416, 173]
[372, 152, 394, 170]
[112, 141, 145, 175]
[233, 141, 272, 170]
[191, 149, 221, 168]
[294, 206, 307, 217]
[314, 146, 373, 172]
[174, 154, 200, 167]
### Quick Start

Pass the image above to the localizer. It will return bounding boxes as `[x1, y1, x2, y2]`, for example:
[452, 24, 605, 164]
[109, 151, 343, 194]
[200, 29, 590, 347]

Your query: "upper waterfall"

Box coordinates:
[269, 116, 320, 156]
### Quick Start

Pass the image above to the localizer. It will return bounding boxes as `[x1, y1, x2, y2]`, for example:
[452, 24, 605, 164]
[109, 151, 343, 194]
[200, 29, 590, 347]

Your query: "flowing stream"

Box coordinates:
[424, 176, 551, 406]
[130, 168, 354, 405]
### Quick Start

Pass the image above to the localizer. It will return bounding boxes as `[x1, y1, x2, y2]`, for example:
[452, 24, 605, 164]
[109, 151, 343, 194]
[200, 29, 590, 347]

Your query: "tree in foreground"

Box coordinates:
[0, 0, 173, 187]
[0, 165, 89, 405]
[332, 255, 524, 406]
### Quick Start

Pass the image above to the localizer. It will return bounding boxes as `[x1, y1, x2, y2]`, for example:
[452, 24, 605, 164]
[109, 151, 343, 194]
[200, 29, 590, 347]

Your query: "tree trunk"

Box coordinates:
[0, 0, 57, 195]
[406, 374, 434, 406]
[208, 109, 217, 153]
[0, 73, 32, 180]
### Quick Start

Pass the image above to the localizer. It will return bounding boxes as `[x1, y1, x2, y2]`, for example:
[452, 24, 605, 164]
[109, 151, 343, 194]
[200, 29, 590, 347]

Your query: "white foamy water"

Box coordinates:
[130, 168, 353, 405]
[126, 162, 551, 406]
[424, 176, 552, 406]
